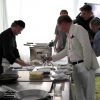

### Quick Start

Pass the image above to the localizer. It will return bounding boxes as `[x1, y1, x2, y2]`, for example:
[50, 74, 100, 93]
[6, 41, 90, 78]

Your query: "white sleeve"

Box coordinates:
[52, 42, 67, 62]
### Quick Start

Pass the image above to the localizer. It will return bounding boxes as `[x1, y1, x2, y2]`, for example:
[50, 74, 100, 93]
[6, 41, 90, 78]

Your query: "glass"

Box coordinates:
[54, 83, 62, 97]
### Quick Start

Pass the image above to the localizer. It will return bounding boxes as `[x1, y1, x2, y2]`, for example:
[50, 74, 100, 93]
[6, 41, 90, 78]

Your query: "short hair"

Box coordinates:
[60, 9, 68, 15]
[80, 4, 92, 12]
[11, 20, 25, 28]
[57, 15, 72, 25]
[90, 17, 100, 26]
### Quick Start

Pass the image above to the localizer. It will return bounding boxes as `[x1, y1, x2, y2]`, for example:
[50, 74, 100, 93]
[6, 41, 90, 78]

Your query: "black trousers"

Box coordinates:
[0, 65, 3, 74]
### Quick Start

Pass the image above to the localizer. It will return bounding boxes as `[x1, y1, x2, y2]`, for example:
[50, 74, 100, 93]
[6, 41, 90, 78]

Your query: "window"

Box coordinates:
[6, 0, 75, 61]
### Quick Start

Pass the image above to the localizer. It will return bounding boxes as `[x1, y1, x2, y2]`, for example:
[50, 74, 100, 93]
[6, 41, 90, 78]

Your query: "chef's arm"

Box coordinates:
[52, 47, 67, 61]
[47, 42, 68, 62]
[15, 58, 29, 66]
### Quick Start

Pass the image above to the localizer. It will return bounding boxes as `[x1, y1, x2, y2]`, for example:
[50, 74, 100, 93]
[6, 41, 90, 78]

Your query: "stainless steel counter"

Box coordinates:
[0, 67, 71, 100]
[4, 82, 53, 93]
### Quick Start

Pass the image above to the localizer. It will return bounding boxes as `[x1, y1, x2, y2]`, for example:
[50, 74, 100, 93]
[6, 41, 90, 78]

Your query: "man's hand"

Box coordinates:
[15, 58, 30, 66]
[41, 56, 52, 63]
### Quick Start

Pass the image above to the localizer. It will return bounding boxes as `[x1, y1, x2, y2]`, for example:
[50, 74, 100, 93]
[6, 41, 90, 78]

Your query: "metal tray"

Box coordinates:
[15, 89, 51, 100]
[0, 74, 18, 84]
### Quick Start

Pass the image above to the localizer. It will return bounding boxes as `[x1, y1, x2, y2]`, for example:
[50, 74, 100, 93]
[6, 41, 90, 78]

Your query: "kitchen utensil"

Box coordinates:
[41, 56, 54, 67]
[12, 66, 34, 71]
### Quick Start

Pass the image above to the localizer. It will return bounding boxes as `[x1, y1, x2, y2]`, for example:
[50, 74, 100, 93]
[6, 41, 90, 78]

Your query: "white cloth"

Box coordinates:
[2, 58, 10, 72]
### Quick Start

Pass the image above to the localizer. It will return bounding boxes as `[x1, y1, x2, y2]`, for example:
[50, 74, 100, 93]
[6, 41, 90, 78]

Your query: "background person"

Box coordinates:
[0, 20, 29, 74]
[90, 17, 100, 57]
[74, 4, 95, 46]
[54, 9, 68, 52]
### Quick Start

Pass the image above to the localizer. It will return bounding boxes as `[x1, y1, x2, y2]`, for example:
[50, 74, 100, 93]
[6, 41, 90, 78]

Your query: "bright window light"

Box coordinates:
[6, 0, 74, 61]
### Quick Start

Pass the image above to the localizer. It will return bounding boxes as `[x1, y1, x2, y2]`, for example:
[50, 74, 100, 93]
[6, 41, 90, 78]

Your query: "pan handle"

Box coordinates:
[1, 85, 18, 93]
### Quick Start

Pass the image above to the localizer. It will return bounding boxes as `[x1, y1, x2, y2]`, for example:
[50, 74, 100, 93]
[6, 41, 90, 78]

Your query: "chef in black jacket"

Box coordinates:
[0, 20, 29, 74]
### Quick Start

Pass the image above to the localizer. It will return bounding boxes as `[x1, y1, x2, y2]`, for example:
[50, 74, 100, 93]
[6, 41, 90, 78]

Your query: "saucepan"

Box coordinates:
[2, 85, 52, 100]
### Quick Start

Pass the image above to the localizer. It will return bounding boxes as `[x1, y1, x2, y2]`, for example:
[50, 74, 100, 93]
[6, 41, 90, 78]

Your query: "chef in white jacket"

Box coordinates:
[48, 15, 99, 100]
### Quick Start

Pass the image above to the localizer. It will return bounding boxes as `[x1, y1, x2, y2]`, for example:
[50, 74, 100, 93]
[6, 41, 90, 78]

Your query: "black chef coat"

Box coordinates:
[0, 28, 20, 74]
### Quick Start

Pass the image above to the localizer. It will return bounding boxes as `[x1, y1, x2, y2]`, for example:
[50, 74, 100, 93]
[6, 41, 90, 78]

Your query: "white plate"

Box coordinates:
[37, 68, 51, 72]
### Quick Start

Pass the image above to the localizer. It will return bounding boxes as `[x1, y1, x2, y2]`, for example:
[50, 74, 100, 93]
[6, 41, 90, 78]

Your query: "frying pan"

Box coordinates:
[2, 85, 51, 100]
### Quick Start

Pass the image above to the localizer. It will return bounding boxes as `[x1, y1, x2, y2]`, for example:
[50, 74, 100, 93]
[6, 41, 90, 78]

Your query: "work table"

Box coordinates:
[0, 62, 71, 100]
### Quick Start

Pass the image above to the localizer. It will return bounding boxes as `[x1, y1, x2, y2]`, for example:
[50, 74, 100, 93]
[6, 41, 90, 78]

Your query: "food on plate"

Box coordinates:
[29, 60, 42, 66]
[29, 71, 43, 80]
